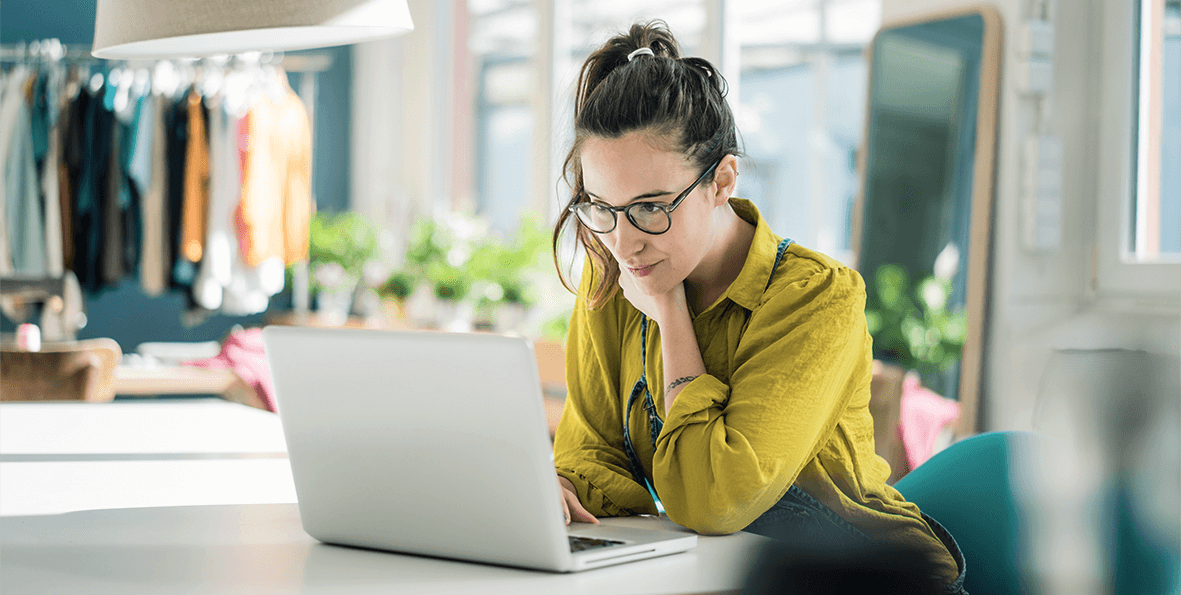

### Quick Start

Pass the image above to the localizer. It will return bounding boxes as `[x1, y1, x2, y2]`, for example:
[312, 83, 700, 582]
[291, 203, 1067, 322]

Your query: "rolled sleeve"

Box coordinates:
[661, 374, 729, 431]
[652, 266, 870, 535]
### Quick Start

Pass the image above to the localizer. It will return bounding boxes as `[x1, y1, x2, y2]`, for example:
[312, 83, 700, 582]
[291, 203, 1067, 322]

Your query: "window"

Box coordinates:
[1095, 0, 1180, 302]
[470, 0, 537, 234]
[736, 0, 880, 265]
[1132, 0, 1181, 260]
[467, 0, 881, 261]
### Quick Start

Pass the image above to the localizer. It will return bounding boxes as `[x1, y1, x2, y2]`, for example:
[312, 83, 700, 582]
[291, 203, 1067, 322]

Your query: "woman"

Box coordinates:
[550, 21, 967, 592]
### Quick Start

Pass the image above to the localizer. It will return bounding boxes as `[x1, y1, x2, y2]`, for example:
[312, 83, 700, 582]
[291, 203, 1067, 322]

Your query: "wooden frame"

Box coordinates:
[850, 5, 1002, 437]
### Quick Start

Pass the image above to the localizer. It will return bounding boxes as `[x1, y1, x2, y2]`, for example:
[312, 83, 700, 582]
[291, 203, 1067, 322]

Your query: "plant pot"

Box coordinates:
[316, 285, 356, 326]
[381, 297, 408, 325]
[495, 303, 528, 336]
[404, 284, 437, 329]
[436, 299, 475, 333]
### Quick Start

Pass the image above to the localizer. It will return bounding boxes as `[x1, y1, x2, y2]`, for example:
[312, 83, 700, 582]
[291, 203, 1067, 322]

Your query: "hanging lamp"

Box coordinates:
[92, 0, 413, 59]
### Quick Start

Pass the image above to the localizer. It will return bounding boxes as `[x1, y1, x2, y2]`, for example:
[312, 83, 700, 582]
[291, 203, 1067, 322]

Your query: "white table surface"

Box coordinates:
[0, 400, 770, 595]
[0, 399, 287, 456]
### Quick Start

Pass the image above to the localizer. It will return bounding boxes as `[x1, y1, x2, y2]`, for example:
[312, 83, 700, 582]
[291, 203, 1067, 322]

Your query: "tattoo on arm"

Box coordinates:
[665, 376, 699, 395]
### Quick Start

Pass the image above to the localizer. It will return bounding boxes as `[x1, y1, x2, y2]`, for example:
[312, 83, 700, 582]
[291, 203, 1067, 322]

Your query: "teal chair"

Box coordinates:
[893, 431, 1041, 595]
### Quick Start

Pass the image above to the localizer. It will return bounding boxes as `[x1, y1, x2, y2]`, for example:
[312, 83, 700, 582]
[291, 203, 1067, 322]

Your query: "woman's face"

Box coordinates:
[579, 131, 725, 297]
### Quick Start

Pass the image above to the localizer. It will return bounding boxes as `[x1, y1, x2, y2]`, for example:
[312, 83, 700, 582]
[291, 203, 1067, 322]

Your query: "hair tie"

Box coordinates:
[627, 47, 655, 62]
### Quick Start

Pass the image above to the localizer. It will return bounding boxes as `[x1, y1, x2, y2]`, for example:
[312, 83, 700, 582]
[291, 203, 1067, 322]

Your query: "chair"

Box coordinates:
[893, 431, 1042, 595]
[0, 338, 123, 402]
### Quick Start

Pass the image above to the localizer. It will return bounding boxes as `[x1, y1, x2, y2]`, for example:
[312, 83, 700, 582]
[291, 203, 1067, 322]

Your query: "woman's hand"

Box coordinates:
[617, 268, 689, 327]
[558, 475, 599, 525]
[618, 267, 706, 417]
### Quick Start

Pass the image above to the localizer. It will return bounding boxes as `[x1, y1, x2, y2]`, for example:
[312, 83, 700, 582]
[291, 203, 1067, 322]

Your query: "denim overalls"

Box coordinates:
[620, 238, 969, 594]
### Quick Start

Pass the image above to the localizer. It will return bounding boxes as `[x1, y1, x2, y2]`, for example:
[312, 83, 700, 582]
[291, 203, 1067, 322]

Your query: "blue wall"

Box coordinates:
[1, 0, 351, 351]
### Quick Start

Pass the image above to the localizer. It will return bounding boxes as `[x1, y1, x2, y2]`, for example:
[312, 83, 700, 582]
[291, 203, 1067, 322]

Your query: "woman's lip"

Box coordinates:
[628, 262, 658, 277]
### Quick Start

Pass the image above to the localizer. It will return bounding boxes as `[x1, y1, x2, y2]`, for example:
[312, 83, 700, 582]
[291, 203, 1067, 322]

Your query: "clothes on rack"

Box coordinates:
[1, 57, 314, 320]
[140, 93, 169, 296]
[1, 65, 46, 277]
[237, 74, 313, 268]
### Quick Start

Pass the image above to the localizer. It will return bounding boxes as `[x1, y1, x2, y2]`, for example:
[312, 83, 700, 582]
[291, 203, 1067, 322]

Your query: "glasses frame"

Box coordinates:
[570, 159, 723, 235]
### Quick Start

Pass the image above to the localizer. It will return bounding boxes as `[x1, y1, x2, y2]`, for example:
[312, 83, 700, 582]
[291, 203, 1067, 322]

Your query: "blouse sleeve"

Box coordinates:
[652, 264, 872, 534]
[553, 264, 660, 517]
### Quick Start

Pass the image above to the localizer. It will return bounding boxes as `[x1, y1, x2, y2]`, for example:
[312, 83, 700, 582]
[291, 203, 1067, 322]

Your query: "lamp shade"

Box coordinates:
[92, 0, 413, 59]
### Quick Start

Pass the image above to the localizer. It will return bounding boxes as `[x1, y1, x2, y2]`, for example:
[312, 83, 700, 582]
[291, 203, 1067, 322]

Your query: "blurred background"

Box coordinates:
[0, 0, 886, 352]
[1, 0, 1178, 591]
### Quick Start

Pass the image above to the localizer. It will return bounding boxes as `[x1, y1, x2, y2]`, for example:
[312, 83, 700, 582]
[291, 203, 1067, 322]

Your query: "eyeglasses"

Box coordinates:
[569, 159, 722, 235]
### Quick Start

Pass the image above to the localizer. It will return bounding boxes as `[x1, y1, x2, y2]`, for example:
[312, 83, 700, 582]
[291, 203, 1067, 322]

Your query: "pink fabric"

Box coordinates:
[185, 327, 276, 412]
[899, 372, 960, 470]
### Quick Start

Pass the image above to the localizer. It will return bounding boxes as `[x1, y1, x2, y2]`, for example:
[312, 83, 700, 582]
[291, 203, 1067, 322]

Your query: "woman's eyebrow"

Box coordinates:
[586, 189, 675, 204]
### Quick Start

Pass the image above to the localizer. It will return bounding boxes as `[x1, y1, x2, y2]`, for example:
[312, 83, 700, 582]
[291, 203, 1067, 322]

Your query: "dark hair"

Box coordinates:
[551, 20, 742, 309]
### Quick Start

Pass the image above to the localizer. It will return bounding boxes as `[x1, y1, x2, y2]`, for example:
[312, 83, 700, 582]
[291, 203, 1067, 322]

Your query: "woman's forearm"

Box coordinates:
[656, 308, 706, 417]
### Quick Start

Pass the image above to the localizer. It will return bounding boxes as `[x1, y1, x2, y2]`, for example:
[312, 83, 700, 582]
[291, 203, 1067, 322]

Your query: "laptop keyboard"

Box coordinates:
[569, 536, 625, 553]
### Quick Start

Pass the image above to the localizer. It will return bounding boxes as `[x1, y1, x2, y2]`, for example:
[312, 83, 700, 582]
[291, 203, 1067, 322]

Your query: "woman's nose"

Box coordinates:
[607, 218, 645, 258]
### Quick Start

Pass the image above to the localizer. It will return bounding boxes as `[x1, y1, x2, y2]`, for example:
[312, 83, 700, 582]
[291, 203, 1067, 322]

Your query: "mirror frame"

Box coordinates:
[850, 5, 1002, 436]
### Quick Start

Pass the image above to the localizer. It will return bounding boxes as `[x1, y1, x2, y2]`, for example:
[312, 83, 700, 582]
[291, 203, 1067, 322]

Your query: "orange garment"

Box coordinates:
[236, 80, 313, 267]
[181, 90, 210, 263]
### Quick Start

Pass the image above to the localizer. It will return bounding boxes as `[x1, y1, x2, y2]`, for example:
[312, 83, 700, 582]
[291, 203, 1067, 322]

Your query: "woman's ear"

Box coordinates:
[710, 155, 739, 206]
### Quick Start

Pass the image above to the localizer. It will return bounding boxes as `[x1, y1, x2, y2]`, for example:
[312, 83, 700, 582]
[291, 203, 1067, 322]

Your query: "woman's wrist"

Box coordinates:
[651, 286, 691, 328]
[665, 375, 699, 395]
[558, 474, 576, 492]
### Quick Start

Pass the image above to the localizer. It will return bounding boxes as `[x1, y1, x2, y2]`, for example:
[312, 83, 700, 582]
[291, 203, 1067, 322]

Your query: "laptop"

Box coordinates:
[262, 326, 697, 572]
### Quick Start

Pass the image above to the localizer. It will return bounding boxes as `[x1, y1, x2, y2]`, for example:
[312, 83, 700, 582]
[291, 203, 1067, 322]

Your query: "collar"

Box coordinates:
[716, 198, 784, 312]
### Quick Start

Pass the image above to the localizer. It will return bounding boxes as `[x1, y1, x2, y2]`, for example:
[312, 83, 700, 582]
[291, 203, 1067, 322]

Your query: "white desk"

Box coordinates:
[0, 400, 769, 594]
[0, 399, 287, 456]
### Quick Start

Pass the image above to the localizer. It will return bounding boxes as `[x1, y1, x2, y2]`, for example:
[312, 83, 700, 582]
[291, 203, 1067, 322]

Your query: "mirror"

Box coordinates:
[851, 7, 1001, 435]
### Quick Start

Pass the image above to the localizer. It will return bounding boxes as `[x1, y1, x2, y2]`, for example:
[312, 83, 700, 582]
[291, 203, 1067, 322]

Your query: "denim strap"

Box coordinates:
[622, 238, 795, 507]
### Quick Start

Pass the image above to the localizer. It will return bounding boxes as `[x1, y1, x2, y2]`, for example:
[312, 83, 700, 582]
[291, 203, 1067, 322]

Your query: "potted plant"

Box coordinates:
[378, 270, 418, 323]
[307, 211, 379, 325]
[403, 214, 484, 331]
[863, 245, 967, 397]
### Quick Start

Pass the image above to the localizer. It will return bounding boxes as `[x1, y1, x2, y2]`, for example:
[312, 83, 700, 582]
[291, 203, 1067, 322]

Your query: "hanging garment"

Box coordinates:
[43, 103, 64, 276]
[223, 110, 283, 315]
[193, 101, 235, 311]
[30, 66, 64, 277]
[29, 70, 50, 168]
[165, 92, 192, 290]
[102, 102, 123, 286]
[140, 93, 169, 296]
[180, 89, 210, 265]
[73, 83, 115, 293]
[0, 65, 31, 277]
[58, 111, 74, 271]
[121, 87, 150, 277]
[4, 83, 47, 276]
[60, 74, 87, 272]
[236, 78, 313, 268]
[193, 102, 278, 316]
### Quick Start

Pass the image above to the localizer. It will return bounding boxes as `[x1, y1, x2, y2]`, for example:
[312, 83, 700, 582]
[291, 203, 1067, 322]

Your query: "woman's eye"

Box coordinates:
[635, 203, 663, 214]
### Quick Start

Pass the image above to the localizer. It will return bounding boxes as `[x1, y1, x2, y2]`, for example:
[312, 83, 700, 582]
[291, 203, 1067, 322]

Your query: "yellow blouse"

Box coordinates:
[554, 198, 959, 582]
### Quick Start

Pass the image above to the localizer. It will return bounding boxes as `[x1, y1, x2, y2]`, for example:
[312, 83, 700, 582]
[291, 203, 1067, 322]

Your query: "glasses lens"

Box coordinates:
[574, 203, 616, 233]
[628, 203, 671, 234]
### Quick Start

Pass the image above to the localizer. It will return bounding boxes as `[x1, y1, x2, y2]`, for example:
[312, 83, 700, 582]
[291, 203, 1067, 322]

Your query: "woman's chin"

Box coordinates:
[631, 275, 674, 296]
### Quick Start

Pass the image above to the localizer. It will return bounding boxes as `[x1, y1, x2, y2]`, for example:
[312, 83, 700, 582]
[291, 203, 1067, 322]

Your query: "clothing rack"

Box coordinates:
[1, 41, 332, 72]
[2, 39, 332, 315]
[0, 40, 98, 63]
